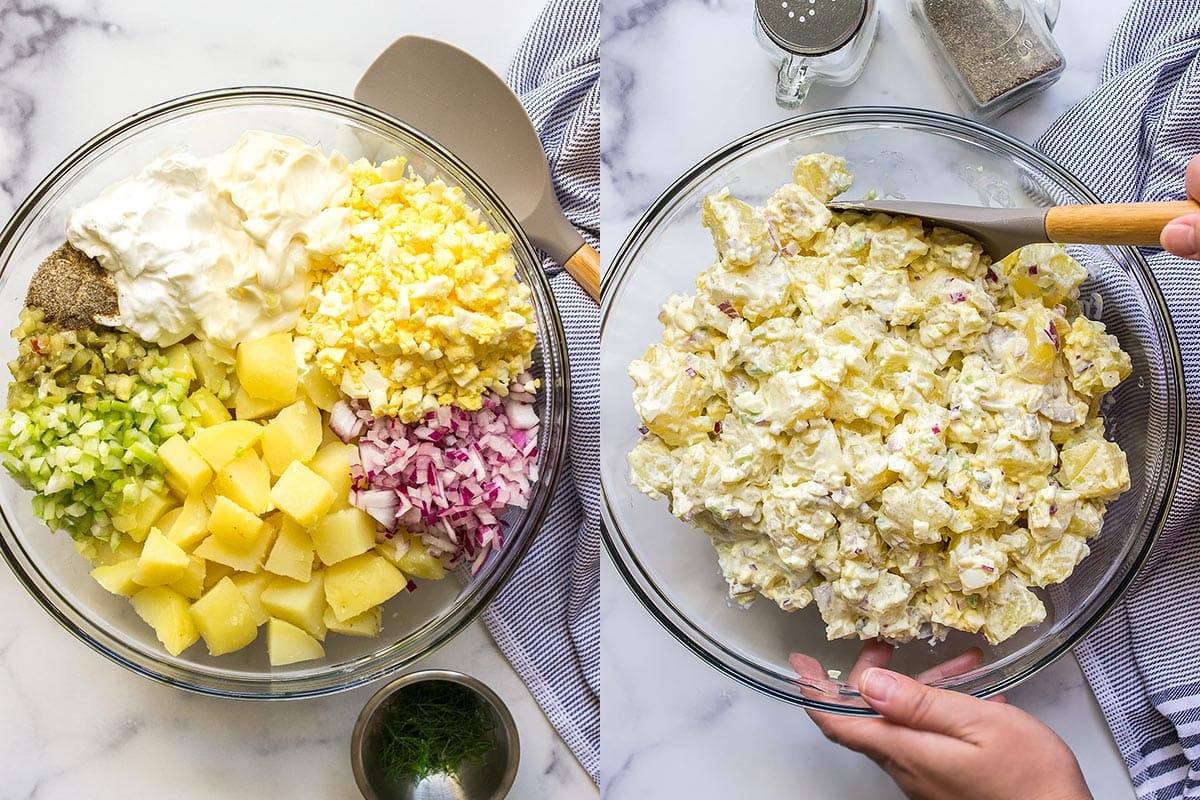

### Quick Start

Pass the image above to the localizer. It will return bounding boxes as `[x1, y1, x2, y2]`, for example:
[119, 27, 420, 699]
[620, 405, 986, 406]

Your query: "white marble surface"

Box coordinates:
[0, 2, 596, 798]
[600, 1, 1139, 798]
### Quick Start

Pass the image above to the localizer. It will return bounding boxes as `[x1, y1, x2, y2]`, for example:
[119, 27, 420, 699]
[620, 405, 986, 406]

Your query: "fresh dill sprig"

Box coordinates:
[377, 681, 498, 783]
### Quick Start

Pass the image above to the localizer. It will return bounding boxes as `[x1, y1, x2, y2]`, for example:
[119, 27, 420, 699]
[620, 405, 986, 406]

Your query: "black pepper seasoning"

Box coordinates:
[25, 242, 119, 329]
[911, 0, 1065, 118]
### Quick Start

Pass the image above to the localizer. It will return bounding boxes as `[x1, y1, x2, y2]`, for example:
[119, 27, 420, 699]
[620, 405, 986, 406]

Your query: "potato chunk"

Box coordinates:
[214, 452, 274, 515]
[324, 553, 406, 622]
[311, 506, 377, 566]
[190, 387, 232, 427]
[271, 462, 336, 527]
[165, 493, 210, 551]
[90, 558, 141, 596]
[131, 586, 199, 656]
[267, 618, 326, 666]
[207, 496, 267, 549]
[190, 577, 259, 656]
[323, 605, 381, 638]
[190, 420, 263, 471]
[158, 435, 213, 497]
[261, 399, 323, 477]
[236, 332, 298, 404]
[261, 573, 327, 639]
[264, 518, 316, 582]
[195, 514, 279, 573]
[133, 528, 191, 587]
[308, 442, 354, 508]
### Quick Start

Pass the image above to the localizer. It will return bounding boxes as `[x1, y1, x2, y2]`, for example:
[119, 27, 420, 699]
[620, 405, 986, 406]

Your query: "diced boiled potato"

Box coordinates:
[236, 332, 298, 404]
[261, 399, 323, 477]
[234, 385, 290, 421]
[311, 506, 377, 566]
[203, 561, 237, 591]
[168, 554, 207, 600]
[230, 571, 275, 626]
[163, 342, 195, 384]
[300, 366, 340, 412]
[190, 387, 232, 427]
[201, 484, 220, 511]
[155, 507, 183, 537]
[325, 553, 406, 622]
[133, 528, 191, 587]
[308, 442, 354, 508]
[264, 517, 316, 582]
[214, 452, 274, 514]
[271, 462, 336, 527]
[207, 496, 267, 549]
[191, 420, 263, 471]
[76, 534, 142, 567]
[190, 577, 259, 656]
[186, 339, 233, 398]
[90, 558, 141, 596]
[267, 617, 325, 666]
[195, 514, 279, 573]
[380, 536, 447, 581]
[165, 494, 210, 550]
[131, 586, 200, 656]
[112, 487, 176, 543]
[261, 573, 327, 639]
[1059, 439, 1130, 500]
[323, 604, 381, 637]
[158, 435, 213, 497]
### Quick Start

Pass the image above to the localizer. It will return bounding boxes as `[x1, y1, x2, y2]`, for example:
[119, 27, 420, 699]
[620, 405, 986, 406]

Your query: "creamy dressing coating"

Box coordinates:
[628, 154, 1132, 645]
[66, 131, 352, 355]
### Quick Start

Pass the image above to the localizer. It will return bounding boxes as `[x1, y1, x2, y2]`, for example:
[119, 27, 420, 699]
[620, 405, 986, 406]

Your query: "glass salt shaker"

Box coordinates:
[909, 0, 1065, 118]
[754, 0, 880, 109]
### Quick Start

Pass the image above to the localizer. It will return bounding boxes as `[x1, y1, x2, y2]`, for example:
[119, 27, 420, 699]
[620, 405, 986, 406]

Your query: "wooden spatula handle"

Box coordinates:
[1045, 200, 1200, 246]
[564, 243, 601, 301]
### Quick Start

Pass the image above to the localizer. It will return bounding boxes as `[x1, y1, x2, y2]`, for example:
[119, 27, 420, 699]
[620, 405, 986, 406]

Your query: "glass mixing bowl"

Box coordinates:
[0, 87, 568, 698]
[600, 107, 1183, 713]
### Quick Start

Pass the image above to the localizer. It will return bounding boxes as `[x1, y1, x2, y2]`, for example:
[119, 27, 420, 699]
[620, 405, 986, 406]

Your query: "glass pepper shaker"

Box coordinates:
[754, 0, 880, 109]
[909, 0, 1065, 118]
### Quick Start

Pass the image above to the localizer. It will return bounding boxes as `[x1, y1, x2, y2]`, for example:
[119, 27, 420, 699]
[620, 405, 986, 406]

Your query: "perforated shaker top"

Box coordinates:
[755, 0, 870, 56]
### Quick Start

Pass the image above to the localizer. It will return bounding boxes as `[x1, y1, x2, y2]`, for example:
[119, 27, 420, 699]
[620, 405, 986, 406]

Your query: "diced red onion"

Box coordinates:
[346, 373, 540, 570]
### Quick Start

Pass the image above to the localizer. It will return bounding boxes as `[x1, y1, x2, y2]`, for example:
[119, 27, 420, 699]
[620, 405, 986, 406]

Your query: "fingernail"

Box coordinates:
[1162, 223, 1200, 258]
[860, 668, 898, 703]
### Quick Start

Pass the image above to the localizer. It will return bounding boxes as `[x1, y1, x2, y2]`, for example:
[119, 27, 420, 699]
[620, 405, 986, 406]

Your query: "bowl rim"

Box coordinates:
[350, 668, 520, 800]
[599, 105, 1185, 713]
[0, 85, 570, 699]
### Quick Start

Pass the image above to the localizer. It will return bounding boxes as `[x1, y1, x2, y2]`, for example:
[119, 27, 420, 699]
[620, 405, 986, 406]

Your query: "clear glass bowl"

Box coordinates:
[600, 107, 1183, 714]
[0, 87, 569, 698]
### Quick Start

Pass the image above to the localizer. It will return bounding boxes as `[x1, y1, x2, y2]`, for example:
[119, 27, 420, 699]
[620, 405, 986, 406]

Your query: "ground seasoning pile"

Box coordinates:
[919, 0, 1064, 109]
[25, 242, 119, 330]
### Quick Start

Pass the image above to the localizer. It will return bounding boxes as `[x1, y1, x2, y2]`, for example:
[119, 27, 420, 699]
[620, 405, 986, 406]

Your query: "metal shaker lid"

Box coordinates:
[755, 0, 870, 57]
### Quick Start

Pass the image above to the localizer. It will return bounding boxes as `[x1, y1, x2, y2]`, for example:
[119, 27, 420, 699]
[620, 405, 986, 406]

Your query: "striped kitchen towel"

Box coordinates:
[482, 0, 600, 784]
[1036, 4, 1200, 798]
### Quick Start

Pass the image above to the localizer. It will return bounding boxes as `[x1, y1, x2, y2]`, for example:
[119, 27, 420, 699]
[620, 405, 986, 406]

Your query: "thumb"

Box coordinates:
[1161, 213, 1200, 259]
[859, 667, 994, 739]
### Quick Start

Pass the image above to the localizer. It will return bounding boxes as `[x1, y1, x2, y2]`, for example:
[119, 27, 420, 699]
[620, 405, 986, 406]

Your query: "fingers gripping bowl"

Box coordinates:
[0, 88, 568, 698]
[600, 108, 1183, 713]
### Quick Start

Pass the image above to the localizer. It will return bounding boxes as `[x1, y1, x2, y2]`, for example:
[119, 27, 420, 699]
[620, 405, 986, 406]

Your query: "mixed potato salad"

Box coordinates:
[628, 154, 1131, 646]
[0, 132, 540, 664]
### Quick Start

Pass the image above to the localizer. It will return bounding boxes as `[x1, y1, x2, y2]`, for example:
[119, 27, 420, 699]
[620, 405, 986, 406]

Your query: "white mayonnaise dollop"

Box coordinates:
[66, 131, 351, 353]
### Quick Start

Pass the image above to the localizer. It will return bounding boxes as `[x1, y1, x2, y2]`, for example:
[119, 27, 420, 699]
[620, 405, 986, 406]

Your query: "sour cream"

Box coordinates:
[66, 131, 351, 353]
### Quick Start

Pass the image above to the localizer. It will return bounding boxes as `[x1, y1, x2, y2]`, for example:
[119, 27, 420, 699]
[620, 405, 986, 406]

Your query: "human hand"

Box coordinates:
[1160, 155, 1200, 258]
[792, 641, 1092, 800]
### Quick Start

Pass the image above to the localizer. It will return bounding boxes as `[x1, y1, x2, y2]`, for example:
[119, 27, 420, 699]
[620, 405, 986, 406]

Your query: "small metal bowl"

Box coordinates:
[351, 669, 520, 800]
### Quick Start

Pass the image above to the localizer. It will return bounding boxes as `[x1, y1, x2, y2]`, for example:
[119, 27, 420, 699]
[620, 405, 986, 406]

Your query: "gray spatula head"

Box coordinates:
[829, 200, 1050, 260]
[355, 35, 584, 267]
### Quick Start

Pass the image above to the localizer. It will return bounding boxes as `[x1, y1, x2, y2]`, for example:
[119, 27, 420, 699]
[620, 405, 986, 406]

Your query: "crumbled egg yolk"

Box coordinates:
[628, 154, 1132, 646]
[298, 157, 536, 422]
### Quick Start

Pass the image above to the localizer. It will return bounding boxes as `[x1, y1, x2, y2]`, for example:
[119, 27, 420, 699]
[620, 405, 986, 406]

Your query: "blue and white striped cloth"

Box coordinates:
[481, 0, 600, 784]
[1036, 4, 1200, 798]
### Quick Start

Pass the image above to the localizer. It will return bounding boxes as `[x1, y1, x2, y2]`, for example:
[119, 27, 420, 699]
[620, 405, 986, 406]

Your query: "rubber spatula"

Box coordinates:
[827, 198, 1200, 261]
[356, 36, 600, 301]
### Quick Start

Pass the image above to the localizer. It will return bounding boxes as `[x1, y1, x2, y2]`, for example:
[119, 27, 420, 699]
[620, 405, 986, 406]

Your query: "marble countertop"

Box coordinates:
[0, 2, 595, 798]
[600, 1, 1138, 798]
